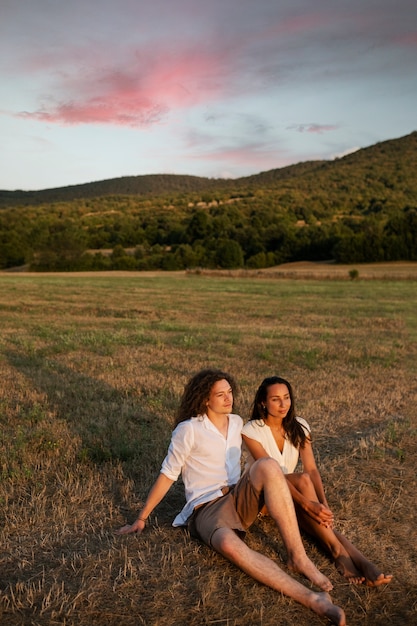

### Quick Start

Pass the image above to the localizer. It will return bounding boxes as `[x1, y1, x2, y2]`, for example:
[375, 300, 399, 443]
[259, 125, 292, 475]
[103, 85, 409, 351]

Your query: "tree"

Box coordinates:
[0, 232, 28, 268]
[246, 251, 276, 269]
[185, 210, 211, 243]
[383, 207, 417, 260]
[31, 220, 88, 271]
[213, 239, 244, 268]
[172, 244, 199, 269]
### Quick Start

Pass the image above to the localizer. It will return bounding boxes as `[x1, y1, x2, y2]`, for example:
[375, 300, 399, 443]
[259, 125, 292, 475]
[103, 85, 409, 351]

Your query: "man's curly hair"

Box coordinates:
[174, 369, 238, 426]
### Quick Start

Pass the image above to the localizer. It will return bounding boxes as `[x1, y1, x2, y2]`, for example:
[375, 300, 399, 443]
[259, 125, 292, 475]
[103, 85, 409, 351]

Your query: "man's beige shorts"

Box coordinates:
[188, 469, 265, 547]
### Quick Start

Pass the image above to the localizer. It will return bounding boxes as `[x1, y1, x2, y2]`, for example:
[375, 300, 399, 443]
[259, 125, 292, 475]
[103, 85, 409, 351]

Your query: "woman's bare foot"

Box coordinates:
[288, 556, 333, 591]
[309, 592, 346, 626]
[350, 557, 393, 586]
[334, 531, 392, 587]
[363, 570, 393, 587]
[334, 554, 365, 584]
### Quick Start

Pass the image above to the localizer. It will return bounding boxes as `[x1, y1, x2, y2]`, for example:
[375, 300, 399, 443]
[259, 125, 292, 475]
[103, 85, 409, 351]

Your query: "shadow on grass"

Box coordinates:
[4, 348, 185, 522]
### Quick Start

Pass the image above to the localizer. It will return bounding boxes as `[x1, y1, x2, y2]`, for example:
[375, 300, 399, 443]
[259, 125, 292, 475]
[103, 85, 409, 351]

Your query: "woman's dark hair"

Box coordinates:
[249, 376, 309, 449]
[175, 369, 238, 426]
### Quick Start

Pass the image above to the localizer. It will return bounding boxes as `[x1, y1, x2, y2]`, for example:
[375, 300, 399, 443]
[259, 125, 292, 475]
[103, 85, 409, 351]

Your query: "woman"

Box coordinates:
[242, 376, 392, 587]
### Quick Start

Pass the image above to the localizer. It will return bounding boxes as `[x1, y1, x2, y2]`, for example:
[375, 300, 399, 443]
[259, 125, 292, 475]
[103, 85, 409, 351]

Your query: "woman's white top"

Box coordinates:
[242, 417, 310, 474]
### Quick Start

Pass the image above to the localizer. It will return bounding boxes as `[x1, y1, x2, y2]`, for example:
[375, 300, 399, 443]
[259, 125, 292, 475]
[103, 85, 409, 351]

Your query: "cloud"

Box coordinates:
[332, 146, 361, 159]
[19, 100, 167, 127]
[288, 123, 339, 134]
[15, 41, 236, 127]
[7, 1, 417, 133]
[186, 129, 292, 171]
[394, 31, 417, 47]
[201, 145, 287, 169]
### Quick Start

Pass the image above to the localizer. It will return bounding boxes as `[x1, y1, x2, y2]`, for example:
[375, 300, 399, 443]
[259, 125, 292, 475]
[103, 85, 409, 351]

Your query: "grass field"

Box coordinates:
[0, 269, 416, 626]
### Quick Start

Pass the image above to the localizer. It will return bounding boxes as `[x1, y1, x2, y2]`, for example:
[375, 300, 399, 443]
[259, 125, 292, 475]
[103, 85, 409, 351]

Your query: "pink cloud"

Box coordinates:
[19, 99, 167, 127]
[17, 44, 233, 127]
[11, 9, 340, 130]
[190, 142, 292, 171]
[394, 31, 417, 46]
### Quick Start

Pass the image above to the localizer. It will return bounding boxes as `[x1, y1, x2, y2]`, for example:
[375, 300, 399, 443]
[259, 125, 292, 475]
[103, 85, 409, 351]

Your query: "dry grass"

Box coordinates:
[185, 260, 417, 281]
[0, 268, 416, 626]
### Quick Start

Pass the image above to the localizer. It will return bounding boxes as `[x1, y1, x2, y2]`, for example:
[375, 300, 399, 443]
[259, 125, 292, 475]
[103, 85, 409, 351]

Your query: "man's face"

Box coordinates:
[206, 379, 233, 416]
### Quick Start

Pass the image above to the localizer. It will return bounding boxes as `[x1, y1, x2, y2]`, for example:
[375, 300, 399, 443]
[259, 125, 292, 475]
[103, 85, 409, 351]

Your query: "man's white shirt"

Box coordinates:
[160, 413, 243, 526]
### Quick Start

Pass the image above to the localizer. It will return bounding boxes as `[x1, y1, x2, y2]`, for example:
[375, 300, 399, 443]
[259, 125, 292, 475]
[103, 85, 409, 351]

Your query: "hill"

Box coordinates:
[0, 174, 230, 207]
[0, 132, 416, 271]
[239, 131, 417, 214]
[1, 131, 416, 208]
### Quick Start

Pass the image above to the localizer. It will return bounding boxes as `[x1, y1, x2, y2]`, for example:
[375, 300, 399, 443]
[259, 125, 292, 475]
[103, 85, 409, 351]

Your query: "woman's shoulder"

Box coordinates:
[295, 416, 311, 433]
[242, 418, 265, 434]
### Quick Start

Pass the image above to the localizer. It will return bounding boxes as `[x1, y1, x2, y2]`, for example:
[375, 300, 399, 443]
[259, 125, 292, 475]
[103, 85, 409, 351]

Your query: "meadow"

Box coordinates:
[0, 270, 416, 625]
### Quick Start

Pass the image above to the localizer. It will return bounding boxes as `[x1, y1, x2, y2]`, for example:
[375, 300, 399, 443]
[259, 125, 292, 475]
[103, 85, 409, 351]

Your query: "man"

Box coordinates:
[116, 369, 345, 625]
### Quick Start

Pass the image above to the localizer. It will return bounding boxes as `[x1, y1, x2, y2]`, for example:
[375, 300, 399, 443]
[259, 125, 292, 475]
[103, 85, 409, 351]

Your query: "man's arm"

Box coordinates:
[116, 473, 174, 535]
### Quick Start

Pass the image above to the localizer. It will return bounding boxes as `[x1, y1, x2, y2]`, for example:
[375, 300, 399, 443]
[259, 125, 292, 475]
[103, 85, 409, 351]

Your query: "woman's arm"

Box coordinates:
[116, 473, 174, 535]
[243, 432, 309, 507]
[244, 431, 333, 526]
[242, 434, 270, 460]
[299, 439, 329, 507]
[243, 433, 326, 518]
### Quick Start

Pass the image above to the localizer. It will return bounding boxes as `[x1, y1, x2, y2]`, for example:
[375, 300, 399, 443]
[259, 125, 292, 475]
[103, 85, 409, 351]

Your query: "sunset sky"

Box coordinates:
[1, 0, 416, 191]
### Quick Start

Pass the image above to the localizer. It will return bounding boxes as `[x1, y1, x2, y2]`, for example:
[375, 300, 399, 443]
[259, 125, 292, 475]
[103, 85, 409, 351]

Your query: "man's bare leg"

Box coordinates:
[211, 527, 346, 626]
[250, 458, 333, 592]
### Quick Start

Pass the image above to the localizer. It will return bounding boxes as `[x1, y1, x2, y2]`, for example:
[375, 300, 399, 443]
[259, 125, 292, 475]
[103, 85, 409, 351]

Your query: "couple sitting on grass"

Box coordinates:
[117, 369, 392, 626]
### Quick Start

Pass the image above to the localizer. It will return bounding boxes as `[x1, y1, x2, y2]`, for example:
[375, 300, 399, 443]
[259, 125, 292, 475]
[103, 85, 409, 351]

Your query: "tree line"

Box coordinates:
[1, 199, 416, 271]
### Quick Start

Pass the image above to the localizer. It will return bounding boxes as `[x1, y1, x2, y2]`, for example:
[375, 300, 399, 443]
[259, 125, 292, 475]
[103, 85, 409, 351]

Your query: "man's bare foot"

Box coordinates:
[288, 556, 333, 591]
[310, 591, 346, 626]
[335, 554, 365, 584]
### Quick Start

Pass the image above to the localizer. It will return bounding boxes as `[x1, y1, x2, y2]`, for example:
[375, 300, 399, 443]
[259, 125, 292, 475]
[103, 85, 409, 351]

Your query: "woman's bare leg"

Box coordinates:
[334, 531, 393, 586]
[286, 474, 364, 583]
[286, 473, 392, 585]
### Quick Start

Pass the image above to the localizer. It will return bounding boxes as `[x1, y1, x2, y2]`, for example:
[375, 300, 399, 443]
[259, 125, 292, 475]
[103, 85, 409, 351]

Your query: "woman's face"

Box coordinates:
[264, 383, 291, 420]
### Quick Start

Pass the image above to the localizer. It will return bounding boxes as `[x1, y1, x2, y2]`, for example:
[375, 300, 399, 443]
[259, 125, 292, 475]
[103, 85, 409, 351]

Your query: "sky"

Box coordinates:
[1, 0, 416, 191]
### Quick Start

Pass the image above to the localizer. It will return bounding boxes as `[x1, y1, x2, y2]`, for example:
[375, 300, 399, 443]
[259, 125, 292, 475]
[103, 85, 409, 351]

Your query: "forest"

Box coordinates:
[1, 131, 416, 271]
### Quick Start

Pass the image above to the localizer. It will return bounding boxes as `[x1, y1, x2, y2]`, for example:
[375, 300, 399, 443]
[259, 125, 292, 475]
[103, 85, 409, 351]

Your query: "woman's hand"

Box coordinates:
[115, 518, 146, 535]
[305, 501, 334, 528]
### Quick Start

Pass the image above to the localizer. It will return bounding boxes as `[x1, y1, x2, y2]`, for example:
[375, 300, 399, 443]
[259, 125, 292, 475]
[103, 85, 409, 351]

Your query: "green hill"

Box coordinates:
[1, 131, 416, 210]
[0, 174, 230, 207]
[1, 131, 416, 271]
